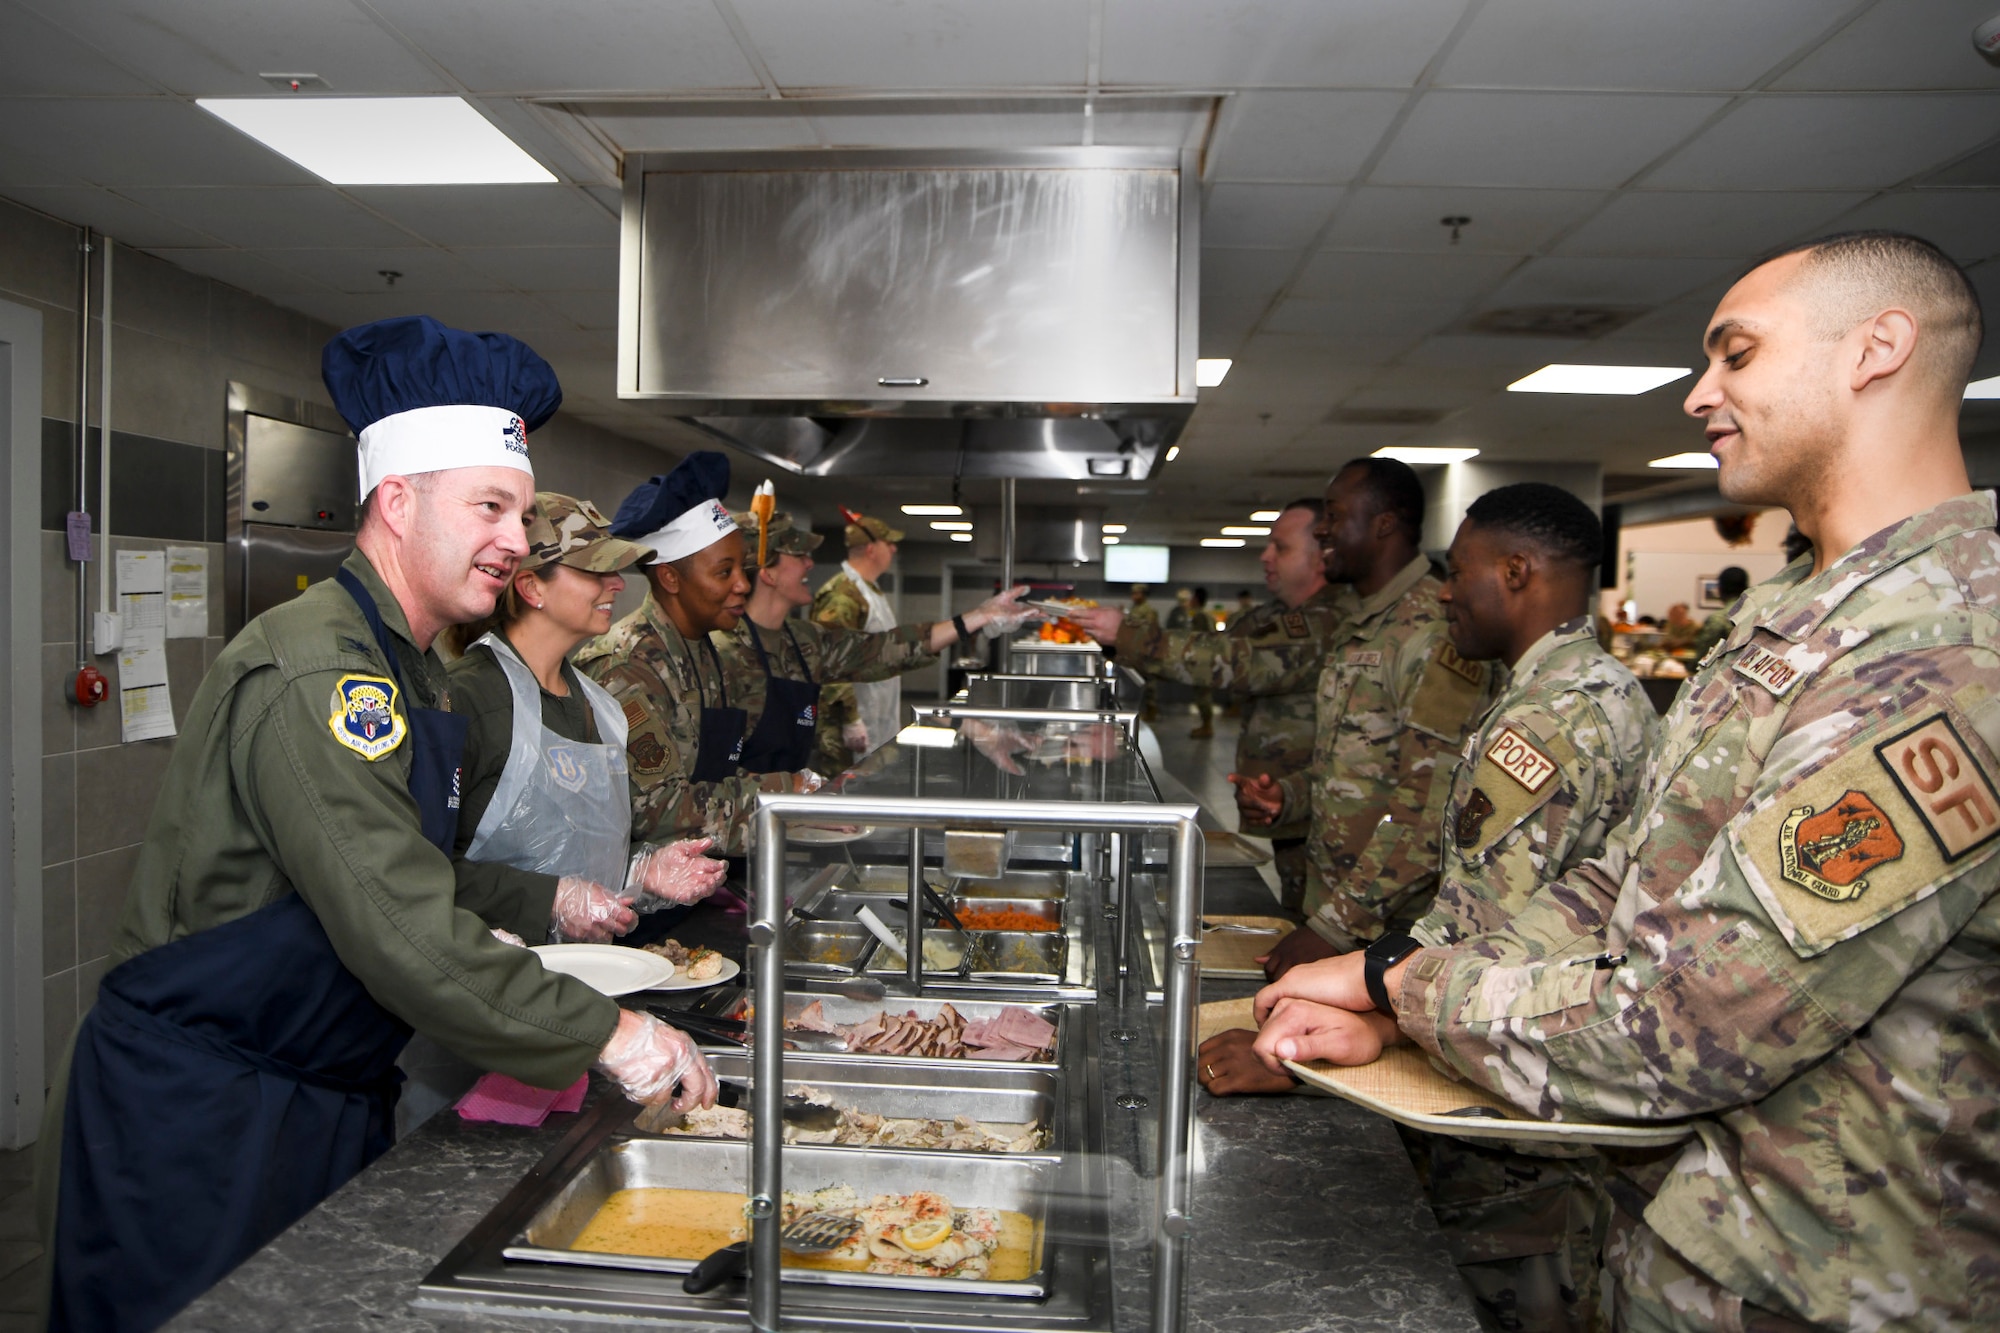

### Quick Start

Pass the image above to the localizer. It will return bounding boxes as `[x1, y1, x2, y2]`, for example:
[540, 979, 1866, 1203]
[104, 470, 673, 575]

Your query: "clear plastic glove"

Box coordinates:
[961, 718, 1035, 775]
[551, 875, 637, 943]
[595, 1009, 718, 1110]
[489, 926, 527, 948]
[793, 769, 827, 794]
[841, 720, 870, 754]
[975, 584, 1040, 638]
[625, 837, 726, 909]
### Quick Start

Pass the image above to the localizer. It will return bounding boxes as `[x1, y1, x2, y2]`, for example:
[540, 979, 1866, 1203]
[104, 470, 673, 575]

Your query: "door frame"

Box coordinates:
[0, 297, 46, 1146]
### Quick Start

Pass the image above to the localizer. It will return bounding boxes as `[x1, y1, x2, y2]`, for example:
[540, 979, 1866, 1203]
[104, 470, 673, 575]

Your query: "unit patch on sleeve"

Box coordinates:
[1485, 726, 1558, 794]
[1733, 644, 1804, 697]
[1875, 713, 2000, 861]
[1455, 787, 1496, 848]
[328, 674, 406, 760]
[1777, 791, 1905, 902]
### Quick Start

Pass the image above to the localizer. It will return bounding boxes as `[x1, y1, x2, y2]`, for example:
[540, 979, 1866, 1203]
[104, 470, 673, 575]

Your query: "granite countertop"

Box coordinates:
[168, 870, 1477, 1333]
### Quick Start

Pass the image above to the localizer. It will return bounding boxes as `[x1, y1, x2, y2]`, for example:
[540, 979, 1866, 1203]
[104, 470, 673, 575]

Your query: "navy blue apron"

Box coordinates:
[737, 621, 820, 773]
[49, 571, 466, 1333]
[679, 633, 749, 784]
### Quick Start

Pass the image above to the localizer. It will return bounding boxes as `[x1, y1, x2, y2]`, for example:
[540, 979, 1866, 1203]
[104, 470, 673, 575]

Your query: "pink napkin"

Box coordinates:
[454, 1073, 589, 1126]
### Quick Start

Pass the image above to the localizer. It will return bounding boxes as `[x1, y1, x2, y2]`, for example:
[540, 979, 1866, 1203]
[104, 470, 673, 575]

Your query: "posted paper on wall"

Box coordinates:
[166, 545, 208, 640]
[116, 549, 176, 742]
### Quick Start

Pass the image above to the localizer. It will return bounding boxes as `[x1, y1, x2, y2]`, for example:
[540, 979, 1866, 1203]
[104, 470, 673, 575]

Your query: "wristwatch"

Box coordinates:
[1363, 932, 1422, 1015]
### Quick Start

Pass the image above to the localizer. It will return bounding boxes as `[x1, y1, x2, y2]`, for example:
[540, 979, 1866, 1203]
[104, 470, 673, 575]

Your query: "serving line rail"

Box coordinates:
[750, 793, 1203, 1333]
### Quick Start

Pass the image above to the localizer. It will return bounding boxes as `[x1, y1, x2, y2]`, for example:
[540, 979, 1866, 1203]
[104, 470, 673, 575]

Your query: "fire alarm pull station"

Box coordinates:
[73, 664, 109, 708]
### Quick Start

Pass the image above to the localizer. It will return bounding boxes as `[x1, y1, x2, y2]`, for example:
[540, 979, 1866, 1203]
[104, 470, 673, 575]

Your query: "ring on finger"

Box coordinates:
[1203, 1063, 1216, 1081]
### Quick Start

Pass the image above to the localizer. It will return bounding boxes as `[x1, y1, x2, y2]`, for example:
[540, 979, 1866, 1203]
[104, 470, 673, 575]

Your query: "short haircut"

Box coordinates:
[1281, 496, 1326, 522]
[1757, 230, 1983, 391]
[1462, 482, 1602, 570]
[1717, 565, 1750, 600]
[1336, 457, 1425, 543]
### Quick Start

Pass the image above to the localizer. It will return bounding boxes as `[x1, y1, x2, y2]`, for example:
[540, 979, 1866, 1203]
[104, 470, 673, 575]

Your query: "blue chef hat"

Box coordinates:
[321, 314, 562, 500]
[611, 451, 738, 564]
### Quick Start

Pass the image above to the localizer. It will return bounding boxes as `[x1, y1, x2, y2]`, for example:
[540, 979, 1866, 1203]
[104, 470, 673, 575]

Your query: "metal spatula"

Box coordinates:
[681, 1213, 864, 1293]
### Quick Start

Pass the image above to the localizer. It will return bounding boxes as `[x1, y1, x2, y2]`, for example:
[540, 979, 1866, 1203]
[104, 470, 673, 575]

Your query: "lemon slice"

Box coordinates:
[899, 1217, 953, 1252]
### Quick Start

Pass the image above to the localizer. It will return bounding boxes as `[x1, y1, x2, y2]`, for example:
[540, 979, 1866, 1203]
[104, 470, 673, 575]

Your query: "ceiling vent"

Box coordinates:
[1324, 406, 1447, 426]
[1462, 306, 1646, 339]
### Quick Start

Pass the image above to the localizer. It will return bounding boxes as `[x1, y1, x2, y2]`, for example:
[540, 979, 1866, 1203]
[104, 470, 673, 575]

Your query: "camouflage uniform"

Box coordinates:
[1404, 617, 1659, 1333]
[1396, 493, 2000, 1331]
[1274, 556, 1495, 947]
[812, 565, 885, 768]
[1120, 584, 1352, 907]
[1124, 597, 1161, 719]
[1685, 609, 1733, 661]
[711, 617, 940, 778]
[575, 598, 791, 856]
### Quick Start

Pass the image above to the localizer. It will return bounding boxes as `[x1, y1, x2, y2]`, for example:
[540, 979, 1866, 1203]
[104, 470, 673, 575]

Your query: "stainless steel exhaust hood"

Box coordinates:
[618, 148, 1198, 481]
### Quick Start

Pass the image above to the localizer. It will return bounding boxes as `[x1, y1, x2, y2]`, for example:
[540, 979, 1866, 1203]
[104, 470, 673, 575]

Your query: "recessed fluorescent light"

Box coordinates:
[1220, 525, 1270, 537]
[1165, 446, 1180, 461]
[1248, 510, 1281, 522]
[1195, 358, 1233, 388]
[196, 97, 554, 185]
[901, 503, 964, 515]
[1966, 375, 2000, 399]
[1507, 364, 1691, 395]
[1372, 447, 1479, 464]
[1200, 538, 1246, 548]
[930, 520, 973, 531]
[1102, 535, 1121, 545]
[1649, 452, 1719, 469]
[949, 532, 974, 542]
[1101, 523, 1127, 534]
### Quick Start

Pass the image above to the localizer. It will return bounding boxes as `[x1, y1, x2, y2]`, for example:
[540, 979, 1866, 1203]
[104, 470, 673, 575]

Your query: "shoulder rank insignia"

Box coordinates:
[329, 674, 406, 760]
[1778, 790, 1904, 902]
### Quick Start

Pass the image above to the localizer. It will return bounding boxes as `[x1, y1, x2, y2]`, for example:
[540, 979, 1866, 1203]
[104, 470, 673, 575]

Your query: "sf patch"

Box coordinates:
[1777, 790, 1904, 902]
[1875, 714, 2000, 861]
[328, 674, 406, 760]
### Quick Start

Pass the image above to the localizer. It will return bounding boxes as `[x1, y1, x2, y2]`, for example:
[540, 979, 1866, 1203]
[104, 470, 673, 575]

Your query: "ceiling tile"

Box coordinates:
[1099, 0, 1468, 88]
[456, 245, 618, 291]
[1554, 190, 1872, 259]
[1089, 99, 1213, 149]
[270, 288, 575, 332]
[1820, 190, 2000, 264]
[246, 247, 497, 295]
[1774, 0, 2000, 91]
[342, 185, 614, 247]
[144, 247, 332, 296]
[0, 98, 317, 188]
[731, 0, 1090, 90]
[1322, 185, 1606, 253]
[1401, 333, 1586, 369]
[1205, 91, 1405, 182]
[1199, 246, 1299, 352]
[1372, 92, 1729, 189]
[21, 0, 448, 96]
[368, 0, 757, 95]
[119, 186, 417, 248]
[0, 186, 221, 247]
[1265, 298, 1462, 340]
[806, 103, 1085, 148]
[1924, 138, 2000, 188]
[1294, 250, 1520, 304]
[0, 3, 155, 94]
[569, 103, 820, 153]
[1437, 0, 1831, 92]
[1484, 255, 1730, 308]
[1643, 96, 2000, 191]
[1202, 184, 1343, 249]
[532, 288, 617, 329]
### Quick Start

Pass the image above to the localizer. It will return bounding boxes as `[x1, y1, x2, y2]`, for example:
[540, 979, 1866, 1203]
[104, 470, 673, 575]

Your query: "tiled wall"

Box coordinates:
[1, 194, 681, 1095]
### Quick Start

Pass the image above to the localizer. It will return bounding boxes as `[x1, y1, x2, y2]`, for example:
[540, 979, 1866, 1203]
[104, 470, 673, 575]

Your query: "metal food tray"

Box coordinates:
[868, 931, 1068, 984]
[504, 1138, 1057, 1297]
[642, 1052, 1061, 1154]
[735, 993, 1065, 1070]
[946, 897, 1065, 932]
[944, 869, 1074, 901]
[783, 922, 874, 975]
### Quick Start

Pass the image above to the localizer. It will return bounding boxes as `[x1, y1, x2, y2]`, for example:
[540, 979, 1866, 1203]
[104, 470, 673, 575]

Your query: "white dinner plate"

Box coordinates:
[646, 955, 742, 992]
[787, 824, 877, 845]
[532, 944, 676, 997]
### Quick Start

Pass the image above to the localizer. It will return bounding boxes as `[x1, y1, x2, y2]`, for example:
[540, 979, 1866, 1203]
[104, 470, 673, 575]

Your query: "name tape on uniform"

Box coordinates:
[1485, 726, 1558, 794]
[1346, 649, 1382, 667]
[1875, 714, 2000, 861]
[1734, 644, 1803, 697]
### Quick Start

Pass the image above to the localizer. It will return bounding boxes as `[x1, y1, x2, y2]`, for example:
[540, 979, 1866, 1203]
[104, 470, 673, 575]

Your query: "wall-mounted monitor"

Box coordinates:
[1103, 543, 1170, 583]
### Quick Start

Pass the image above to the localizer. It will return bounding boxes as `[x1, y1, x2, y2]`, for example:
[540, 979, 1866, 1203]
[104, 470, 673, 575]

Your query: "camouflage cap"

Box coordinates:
[843, 511, 905, 547]
[732, 508, 824, 569]
[524, 491, 654, 573]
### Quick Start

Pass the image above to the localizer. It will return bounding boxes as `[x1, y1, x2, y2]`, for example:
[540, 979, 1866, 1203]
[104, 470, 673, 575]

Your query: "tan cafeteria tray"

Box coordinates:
[1201, 830, 1272, 866]
[1196, 916, 1291, 978]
